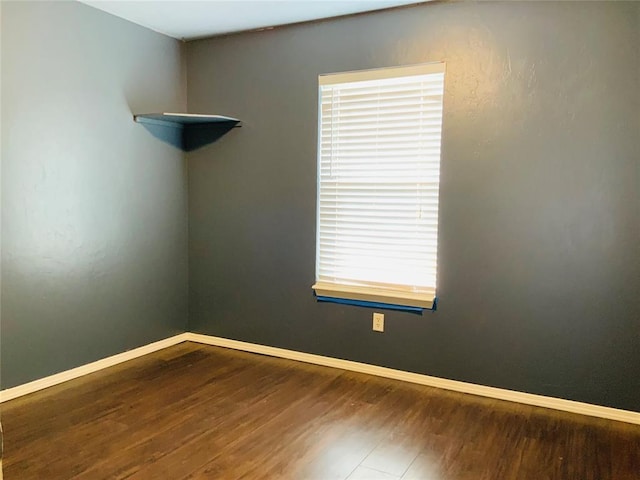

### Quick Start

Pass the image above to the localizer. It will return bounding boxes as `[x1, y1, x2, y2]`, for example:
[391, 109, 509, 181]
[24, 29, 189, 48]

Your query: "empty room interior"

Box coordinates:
[1, 0, 639, 479]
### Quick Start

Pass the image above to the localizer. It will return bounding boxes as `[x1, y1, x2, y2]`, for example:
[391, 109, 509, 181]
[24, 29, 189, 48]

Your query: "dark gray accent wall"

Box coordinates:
[0, 0, 4, 396]
[1, 1, 188, 388]
[187, 1, 640, 411]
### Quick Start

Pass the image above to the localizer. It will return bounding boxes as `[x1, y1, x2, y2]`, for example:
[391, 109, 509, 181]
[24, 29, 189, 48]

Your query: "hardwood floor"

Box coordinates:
[3, 342, 640, 479]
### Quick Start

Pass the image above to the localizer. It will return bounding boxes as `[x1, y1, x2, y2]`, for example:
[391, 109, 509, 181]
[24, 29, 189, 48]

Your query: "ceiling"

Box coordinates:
[80, 0, 422, 40]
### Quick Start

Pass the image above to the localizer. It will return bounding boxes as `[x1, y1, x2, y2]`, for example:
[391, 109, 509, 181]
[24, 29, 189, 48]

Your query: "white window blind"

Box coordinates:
[313, 63, 445, 309]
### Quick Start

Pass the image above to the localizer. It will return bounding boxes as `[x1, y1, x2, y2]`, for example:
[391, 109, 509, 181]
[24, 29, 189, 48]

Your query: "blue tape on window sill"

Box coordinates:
[315, 295, 437, 313]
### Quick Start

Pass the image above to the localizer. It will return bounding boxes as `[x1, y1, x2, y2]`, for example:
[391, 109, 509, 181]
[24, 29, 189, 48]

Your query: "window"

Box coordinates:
[313, 63, 445, 310]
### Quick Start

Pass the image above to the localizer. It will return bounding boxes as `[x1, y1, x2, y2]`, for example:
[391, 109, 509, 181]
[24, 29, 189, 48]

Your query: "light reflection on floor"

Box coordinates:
[309, 426, 442, 479]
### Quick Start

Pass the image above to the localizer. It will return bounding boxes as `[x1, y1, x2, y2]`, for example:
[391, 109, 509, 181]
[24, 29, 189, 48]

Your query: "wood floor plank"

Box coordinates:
[3, 341, 640, 480]
[73, 354, 329, 479]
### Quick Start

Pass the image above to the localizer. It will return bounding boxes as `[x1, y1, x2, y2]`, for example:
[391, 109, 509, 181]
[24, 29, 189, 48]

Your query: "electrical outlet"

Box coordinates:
[373, 312, 384, 332]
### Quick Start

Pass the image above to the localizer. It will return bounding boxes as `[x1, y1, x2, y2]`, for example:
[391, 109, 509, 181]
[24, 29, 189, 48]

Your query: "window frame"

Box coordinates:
[312, 62, 445, 310]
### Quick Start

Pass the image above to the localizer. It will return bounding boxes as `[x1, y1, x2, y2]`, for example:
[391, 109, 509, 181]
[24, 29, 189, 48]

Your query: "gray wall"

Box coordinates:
[0, 0, 3, 396]
[1, 1, 188, 388]
[187, 1, 640, 411]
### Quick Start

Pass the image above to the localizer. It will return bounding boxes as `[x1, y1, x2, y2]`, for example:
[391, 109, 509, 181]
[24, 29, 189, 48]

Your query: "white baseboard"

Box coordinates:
[0, 333, 190, 403]
[185, 333, 640, 426]
[2, 331, 638, 426]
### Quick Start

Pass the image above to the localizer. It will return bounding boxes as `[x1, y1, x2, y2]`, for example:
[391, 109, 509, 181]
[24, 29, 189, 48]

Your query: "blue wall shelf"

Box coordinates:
[134, 113, 241, 151]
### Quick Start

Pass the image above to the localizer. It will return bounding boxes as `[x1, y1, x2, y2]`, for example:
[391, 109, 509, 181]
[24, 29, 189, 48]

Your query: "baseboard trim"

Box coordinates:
[2, 331, 638, 426]
[185, 333, 640, 426]
[0, 333, 190, 403]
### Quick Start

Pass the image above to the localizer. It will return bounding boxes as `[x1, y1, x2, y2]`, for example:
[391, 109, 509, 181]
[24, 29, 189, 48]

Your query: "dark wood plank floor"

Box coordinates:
[3, 342, 640, 479]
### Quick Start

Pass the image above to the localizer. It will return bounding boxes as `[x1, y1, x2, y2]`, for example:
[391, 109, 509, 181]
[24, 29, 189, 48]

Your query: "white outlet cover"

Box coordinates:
[373, 313, 384, 332]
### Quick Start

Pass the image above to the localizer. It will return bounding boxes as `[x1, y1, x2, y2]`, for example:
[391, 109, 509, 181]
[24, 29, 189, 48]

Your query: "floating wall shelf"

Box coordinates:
[134, 113, 241, 151]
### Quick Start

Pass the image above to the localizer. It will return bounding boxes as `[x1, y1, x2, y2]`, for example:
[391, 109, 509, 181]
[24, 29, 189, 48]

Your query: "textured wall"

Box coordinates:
[1, 1, 188, 388]
[187, 1, 640, 411]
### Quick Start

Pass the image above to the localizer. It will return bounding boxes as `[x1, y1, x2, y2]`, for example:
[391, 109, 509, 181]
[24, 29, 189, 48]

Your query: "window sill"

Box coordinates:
[312, 282, 436, 311]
